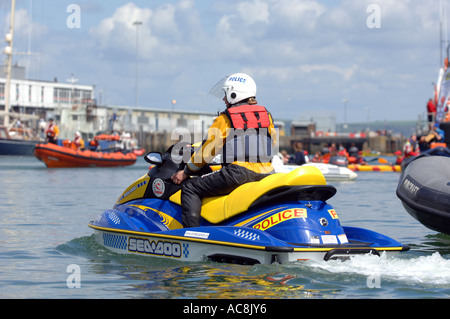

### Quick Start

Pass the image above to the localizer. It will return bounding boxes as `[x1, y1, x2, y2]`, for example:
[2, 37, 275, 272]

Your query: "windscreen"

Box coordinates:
[208, 75, 229, 100]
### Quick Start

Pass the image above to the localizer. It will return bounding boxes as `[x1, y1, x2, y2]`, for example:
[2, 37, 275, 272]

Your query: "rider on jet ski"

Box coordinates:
[171, 73, 277, 228]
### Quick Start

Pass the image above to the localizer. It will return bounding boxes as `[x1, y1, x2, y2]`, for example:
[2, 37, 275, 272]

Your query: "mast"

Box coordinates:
[440, 0, 449, 66]
[3, 0, 16, 126]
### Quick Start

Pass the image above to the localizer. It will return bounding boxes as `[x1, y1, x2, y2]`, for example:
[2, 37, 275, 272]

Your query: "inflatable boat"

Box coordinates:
[34, 142, 136, 168]
[348, 164, 401, 172]
[396, 154, 450, 235]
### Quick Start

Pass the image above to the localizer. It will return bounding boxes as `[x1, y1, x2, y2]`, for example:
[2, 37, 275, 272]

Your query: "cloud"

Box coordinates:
[1, 8, 49, 79]
[86, 0, 442, 120]
[4, 0, 444, 121]
[89, 3, 156, 60]
[300, 64, 358, 81]
[2, 8, 48, 41]
[237, 0, 270, 25]
[271, 0, 326, 31]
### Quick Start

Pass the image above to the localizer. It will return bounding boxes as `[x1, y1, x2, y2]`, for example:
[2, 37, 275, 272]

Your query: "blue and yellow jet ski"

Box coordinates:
[89, 146, 409, 265]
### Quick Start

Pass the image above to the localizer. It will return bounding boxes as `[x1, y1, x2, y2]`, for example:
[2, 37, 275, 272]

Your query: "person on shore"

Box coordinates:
[348, 143, 359, 158]
[427, 98, 436, 124]
[171, 73, 276, 228]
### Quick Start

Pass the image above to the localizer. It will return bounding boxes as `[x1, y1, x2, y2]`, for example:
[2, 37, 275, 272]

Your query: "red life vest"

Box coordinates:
[74, 136, 83, 148]
[225, 105, 271, 130]
[222, 104, 273, 164]
[46, 123, 56, 138]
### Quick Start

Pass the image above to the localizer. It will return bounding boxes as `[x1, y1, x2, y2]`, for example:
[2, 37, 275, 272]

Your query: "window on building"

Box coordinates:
[81, 90, 92, 103]
[73, 89, 80, 103]
[0, 84, 4, 100]
[54, 88, 71, 104]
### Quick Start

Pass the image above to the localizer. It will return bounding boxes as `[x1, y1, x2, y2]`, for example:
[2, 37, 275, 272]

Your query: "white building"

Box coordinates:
[0, 66, 216, 141]
[0, 66, 96, 139]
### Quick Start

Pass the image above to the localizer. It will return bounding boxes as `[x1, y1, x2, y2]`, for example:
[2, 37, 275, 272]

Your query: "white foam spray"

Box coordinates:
[307, 252, 450, 286]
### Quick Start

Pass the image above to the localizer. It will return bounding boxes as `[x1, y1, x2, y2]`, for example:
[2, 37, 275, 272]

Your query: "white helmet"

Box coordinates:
[222, 73, 257, 105]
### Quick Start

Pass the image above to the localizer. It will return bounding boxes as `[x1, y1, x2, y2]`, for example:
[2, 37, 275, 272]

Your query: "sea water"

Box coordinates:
[0, 156, 450, 300]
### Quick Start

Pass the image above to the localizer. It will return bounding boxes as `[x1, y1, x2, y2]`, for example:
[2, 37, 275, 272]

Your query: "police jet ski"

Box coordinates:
[89, 146, 409, 265]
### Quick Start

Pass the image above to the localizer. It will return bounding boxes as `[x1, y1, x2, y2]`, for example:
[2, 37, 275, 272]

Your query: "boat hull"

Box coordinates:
[0, 138, 40, 156]
[396, 155, 450, 235]
[273, 162, 358, 181]
[89, 223, 407, 264]
[34, 143, 137, 168]
[304, 163, 358, 181]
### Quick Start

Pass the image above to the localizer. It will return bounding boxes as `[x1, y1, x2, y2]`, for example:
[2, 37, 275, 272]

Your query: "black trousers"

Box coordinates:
[181, 164, 272, 228]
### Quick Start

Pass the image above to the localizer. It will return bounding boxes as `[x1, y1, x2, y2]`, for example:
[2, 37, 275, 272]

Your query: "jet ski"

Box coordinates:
[89, 145, 409, 265]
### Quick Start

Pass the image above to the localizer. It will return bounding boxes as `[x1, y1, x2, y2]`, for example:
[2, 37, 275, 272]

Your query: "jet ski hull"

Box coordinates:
[89, 223, 407, 264]
[89, 197, 408, 264]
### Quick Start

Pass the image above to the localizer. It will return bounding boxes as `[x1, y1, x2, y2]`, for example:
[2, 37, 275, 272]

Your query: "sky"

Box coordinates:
[0, 0, 448, 124]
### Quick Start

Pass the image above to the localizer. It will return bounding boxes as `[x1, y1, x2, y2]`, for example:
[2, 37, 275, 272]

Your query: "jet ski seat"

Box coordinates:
[169, 166, 333, 224]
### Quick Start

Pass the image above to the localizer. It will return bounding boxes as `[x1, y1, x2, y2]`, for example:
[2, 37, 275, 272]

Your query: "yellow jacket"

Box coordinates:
[184, 107, 276, 175]
[46, 124, 59, 138]
[73, 137, 85, 150]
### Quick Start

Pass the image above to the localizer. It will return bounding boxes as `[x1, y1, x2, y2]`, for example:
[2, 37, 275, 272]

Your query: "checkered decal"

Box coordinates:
[137, 180, 147, 188]
[234, 229, 260, 241]
[103, 233, 127, 250]
[182, 243, 189, 258]
[107, 211, 120, 225]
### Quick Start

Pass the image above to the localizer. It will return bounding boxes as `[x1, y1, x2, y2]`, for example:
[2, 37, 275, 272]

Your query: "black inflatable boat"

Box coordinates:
[396, 154, 450, 235]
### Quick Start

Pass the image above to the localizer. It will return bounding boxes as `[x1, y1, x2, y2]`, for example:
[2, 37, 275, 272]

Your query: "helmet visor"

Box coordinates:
[208, 75, 229, 100]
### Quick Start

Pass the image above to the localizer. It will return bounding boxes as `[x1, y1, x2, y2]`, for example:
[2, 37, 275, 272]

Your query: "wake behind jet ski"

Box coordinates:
[88, 145, 409, 265]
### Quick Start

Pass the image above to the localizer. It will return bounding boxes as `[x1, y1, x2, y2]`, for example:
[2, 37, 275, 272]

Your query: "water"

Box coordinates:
[1, 156, 450, 301]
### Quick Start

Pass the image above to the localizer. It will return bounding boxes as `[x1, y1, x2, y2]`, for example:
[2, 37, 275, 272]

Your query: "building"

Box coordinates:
[0, 65, 96, 139]
[103, 105, 216, 150]
[0, 66, 403, 154]
[0, 66, 217, 148]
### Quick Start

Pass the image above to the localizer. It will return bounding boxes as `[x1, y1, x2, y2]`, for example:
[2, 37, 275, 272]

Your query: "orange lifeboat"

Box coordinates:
[33, 142, 137, 168]
[94, 134, 120, 141]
